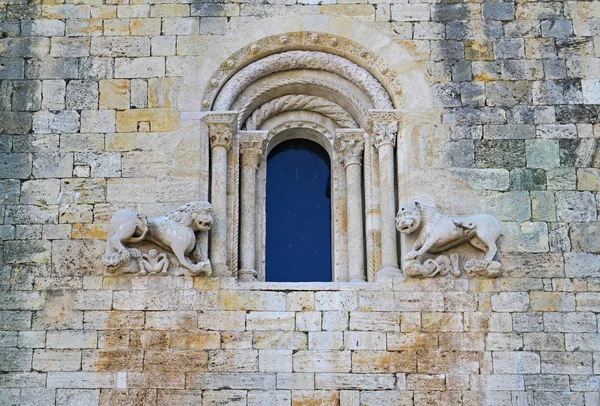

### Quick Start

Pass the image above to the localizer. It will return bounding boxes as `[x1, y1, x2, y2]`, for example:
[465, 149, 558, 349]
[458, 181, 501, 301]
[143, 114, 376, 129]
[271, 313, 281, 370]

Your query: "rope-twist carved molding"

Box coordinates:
[234, 77, 369, 129]
[215, 51, 394, 112]
[245, 95, 358, 130]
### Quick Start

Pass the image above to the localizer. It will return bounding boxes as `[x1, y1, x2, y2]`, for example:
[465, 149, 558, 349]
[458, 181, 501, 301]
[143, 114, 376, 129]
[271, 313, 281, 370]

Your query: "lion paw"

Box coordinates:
[405, 251, 419, 261]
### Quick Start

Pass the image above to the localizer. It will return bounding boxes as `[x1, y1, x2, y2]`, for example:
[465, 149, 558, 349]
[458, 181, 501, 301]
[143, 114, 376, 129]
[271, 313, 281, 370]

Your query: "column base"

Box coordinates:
[348, 277, 367, 284]
[212, 263, 231, 277]
[375, 265, 402, 282]
[238, 268, 258, 282]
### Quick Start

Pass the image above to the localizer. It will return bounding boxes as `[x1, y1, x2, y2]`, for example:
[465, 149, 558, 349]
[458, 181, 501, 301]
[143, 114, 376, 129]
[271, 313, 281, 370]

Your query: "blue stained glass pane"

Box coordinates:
[266, 139, 332, 282]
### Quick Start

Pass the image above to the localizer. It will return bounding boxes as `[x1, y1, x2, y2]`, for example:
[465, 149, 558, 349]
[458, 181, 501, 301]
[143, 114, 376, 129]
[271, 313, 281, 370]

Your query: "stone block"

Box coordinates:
[293, 350, 351, 373]
[511, 169, 547, 192]
[0, 311, 33, 330]
[556, 191, 597, 222]
[82, 349, 143, 372]
[51, 239, 104, 276]
[417, 350, 478, 374]
[483, 2, 514, 20]
[0, 38, 49, 58]
[4, 240, 52, 264]
[187, 373, 275, 390]
[46, 372, 114, 389]
[276, 373, 314, 390]
[474, 140, 526, 169]
[0, 153, 32, 179]
[213, 291, 286, 311]
[541, 19, 574, 38]
[566, 333, 600, 351]
[486, 81, 530, 106]
[391, 4, 430, 21]
[80, 111, 116, 134]
[65, 19, 103, 37]
[151, 36, 176, 56]
[308, 332, 343, 350]
[349, 312, 400, 332]
[533, 79, 583, 105]
[500, 222, 549, 252]
[33, 350, 81, 372]
[577, 168, 600, 191]
[387, 333, 438, 350]
[114, 57, 165, 78]
[197, 311, 245, 331]
[544, 312, 597, 332]
[486, 333, 523, 351]
[259, 350, 292, 372]
[116, 108, 179, 132]
[79, 57, 113, 80]
[99, 79, 130, 110]
[570, 222, 600, 253]
[8, 80, 42, 111]
[42, 80, 66, 110]
[65, 81, 98, 110]
[315, 291, 358, 311]
[32, 152, 73, 178]
[296, 312, 321, 331]
[530, 292, 575, 312]
[576, 293, 600, 312]
[145, 311, 197, 330]
[291, 390, 339, 406]
[59, 204, 93, 224]
[316, 373, 395, 390]
[50, 38, 90, 58]
[344, 331, 386, 350]
[0, 58, 25, 80]
[492, 351, 540, 374]
[541, 351, 592, 374]
[0, 348, 33, 371]
[360, 391, 413, 406]
[146, 350, 207, 373]
[526, 139, 560, 169]
[286, 292, 314, 311]
[537, 124, 577, 139]
[0, 112, 32, 135]
[60, 178, 106, 204]
[33, 110, 80, 134]
[208, 350, 258, 372]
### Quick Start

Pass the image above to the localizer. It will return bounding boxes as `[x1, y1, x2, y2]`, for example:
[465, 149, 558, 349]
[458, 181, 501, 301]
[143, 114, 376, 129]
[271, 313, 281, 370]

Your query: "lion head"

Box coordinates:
[396, 201, 422, 234]
[166, 201, 213, 231]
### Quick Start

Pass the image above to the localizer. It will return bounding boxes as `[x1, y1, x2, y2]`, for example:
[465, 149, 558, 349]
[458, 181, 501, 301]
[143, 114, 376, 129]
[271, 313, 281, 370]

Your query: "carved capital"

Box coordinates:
[239, 131, 268, 169]
[335, 129, 366, 167]
[202, 112, 238, 150]
[372, 120, 398, 149]
[366, 110, 402, 149]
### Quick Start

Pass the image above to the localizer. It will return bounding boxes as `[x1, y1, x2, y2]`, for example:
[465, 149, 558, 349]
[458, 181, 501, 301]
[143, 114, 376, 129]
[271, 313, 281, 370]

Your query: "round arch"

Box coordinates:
[178, 15, 433, 113]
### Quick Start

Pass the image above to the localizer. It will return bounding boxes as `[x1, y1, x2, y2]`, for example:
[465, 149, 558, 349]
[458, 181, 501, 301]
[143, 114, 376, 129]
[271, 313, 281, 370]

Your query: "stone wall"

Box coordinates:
[1, 0, 599, 404]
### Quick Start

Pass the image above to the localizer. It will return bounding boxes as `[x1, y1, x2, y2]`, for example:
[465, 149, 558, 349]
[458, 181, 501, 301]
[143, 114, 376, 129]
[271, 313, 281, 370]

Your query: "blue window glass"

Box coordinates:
[266, 138, 332, 282]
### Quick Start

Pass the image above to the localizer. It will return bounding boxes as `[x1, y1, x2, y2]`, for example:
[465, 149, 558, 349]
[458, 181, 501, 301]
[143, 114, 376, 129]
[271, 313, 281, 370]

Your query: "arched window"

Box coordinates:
[265, 139, 332, 282]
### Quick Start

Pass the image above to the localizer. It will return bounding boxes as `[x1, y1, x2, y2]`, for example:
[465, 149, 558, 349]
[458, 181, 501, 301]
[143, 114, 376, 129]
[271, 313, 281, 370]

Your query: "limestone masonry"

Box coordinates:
[0, 0, 599, 403]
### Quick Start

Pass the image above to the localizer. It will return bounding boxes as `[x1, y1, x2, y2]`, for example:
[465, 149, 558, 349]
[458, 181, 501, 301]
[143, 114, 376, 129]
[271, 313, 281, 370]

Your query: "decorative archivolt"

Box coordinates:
[244, 95, 357, 130]
[233, 72, 370, 127]
[213, 51, 394, 112]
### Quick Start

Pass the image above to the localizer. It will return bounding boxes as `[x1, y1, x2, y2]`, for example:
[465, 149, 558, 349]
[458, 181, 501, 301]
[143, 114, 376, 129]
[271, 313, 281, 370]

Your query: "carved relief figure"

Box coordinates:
[102, 201, 213, 276]
[138, 249, 169, 275]
[396, 200, 502, 278]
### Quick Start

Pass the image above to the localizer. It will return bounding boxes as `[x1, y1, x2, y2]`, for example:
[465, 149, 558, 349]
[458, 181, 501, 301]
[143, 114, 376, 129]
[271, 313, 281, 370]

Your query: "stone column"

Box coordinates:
[202, 112, 237, 277]
[372, 119, 401, 279]
[336, 129, 366, 282]
[238, 131, 268, 282]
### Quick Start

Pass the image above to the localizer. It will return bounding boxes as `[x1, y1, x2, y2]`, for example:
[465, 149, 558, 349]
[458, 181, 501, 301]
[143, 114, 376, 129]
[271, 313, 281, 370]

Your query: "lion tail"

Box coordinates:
[128, 214, 148, 243]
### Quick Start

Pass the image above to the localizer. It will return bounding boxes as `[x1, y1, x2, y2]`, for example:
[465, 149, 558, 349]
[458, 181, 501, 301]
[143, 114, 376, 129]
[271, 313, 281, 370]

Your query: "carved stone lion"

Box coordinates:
[102, 201, 213, 276]
[396, 200, 502, 277]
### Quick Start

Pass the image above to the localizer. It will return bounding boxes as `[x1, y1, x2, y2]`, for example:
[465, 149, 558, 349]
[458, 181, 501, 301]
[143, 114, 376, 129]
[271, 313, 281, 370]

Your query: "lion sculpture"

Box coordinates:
[396, 200, 502, 278]
[102, 201, 213, 276]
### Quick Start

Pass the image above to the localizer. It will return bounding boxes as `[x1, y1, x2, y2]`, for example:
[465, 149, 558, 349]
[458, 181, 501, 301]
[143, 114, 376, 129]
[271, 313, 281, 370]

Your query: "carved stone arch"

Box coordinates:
[232, 70, 370, 128]
[245, 95, 357, 131]
[213, 51, 393, 112]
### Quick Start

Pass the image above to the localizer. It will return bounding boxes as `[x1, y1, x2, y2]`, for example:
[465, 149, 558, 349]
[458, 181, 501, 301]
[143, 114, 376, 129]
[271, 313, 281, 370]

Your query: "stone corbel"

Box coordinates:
[238, 130, 268, 282]
[202, 111, 238, 276]
[335, 129, 367, 282]
[367, 110, 403, 280]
